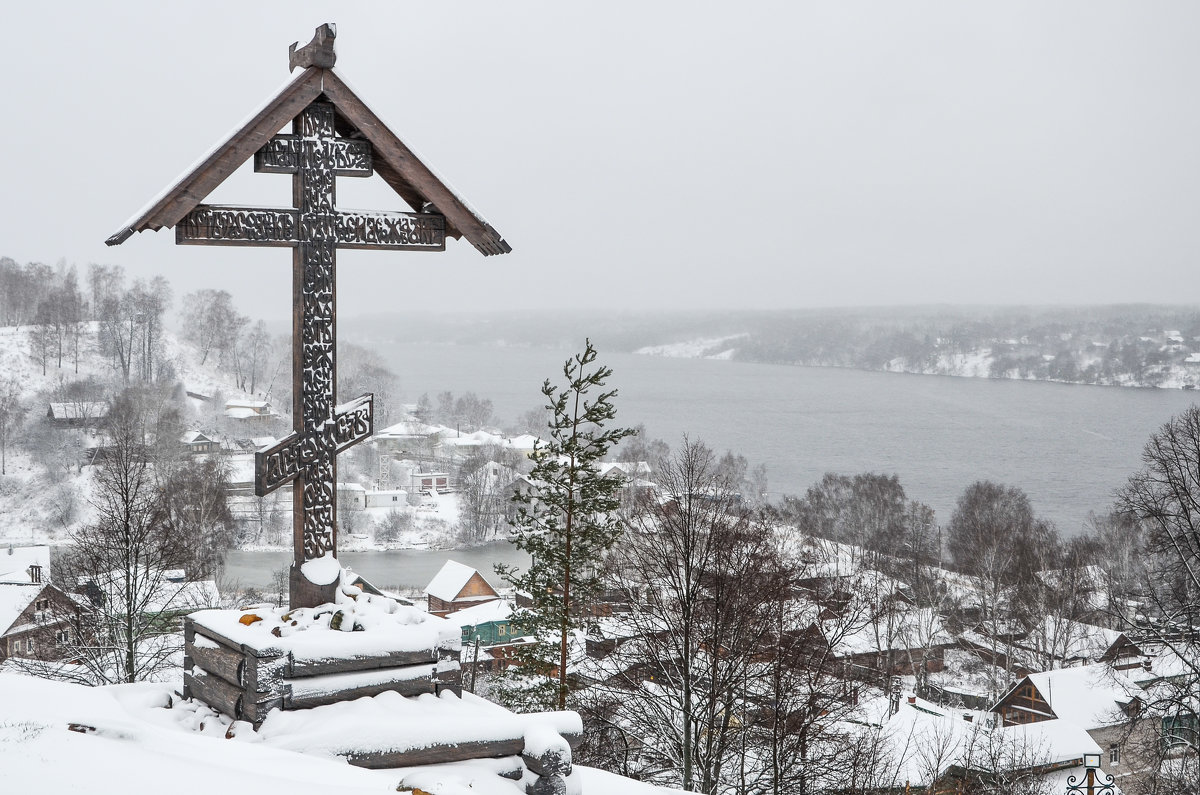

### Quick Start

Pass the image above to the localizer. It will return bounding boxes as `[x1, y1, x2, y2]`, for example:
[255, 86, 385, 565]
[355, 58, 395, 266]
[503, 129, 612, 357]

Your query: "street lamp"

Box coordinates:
[1065, 753, 1116, 795]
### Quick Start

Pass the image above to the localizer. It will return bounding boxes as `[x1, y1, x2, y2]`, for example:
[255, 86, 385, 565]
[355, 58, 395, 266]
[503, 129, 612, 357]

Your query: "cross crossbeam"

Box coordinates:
[177, 205, 445, 250]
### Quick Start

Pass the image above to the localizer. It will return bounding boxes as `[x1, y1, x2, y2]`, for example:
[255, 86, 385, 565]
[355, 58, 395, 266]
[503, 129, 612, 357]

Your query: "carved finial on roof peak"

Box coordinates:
[289, 23, 337, 72]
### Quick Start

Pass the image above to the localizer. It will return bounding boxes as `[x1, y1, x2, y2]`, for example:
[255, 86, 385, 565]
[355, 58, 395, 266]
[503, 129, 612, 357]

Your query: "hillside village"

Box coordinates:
[421, 528, 1197, 794]
[0, 259, 1197, 793]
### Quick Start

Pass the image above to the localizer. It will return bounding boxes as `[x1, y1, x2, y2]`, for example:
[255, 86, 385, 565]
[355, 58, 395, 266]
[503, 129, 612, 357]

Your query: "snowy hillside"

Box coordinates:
[0, 673, 668, 794]
[0, 320, 277, 547]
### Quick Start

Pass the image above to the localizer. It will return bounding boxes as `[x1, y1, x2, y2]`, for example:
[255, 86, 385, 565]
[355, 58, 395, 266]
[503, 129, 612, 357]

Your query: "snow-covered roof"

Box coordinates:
[829, 607, 952, 656]
[444, 598, 513, 629]
[1004, 664, 1143, 730]
[864, 692, 1109, 788]
[507, 434, 540, 450]
[989, 720, 1102, 767]
[793, 536, 872, 580]
[336, 482, 367, 493]
[224, 399, 270, 409]
[47, 401, 108, 420]
[0, 583, 44, 635]
[376, 418, 440, 438]
[82, 570, 220, 615]
[1019, 616, 1120, 663]
[0, 545, 51, 583]
[424, 560, 491, 603]
[1033, 565, 1109, 611]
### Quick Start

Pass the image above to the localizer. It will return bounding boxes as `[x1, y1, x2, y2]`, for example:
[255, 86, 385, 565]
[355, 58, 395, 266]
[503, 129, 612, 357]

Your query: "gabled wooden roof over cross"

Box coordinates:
[106, 25, 510, 256]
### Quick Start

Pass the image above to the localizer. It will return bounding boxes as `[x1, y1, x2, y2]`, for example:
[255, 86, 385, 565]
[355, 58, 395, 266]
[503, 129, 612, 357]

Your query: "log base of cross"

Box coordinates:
[182, 591, 463, 727]
[182, 600, 583, 792]
[288, 564, 339, 614]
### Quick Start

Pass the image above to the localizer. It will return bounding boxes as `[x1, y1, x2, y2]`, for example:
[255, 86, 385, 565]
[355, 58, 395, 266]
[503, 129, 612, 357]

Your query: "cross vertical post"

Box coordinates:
[291, 101, 340, 605]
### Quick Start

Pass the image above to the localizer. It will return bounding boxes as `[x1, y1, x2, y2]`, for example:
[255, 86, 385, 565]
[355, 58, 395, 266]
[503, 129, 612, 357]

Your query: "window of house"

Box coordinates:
[498, 624, 507, 637]
[25, 638, 34, 653]
[55, 629, 70, 646]
[1162, 714, 1200, 751]
[1109, 744, 1120, 765]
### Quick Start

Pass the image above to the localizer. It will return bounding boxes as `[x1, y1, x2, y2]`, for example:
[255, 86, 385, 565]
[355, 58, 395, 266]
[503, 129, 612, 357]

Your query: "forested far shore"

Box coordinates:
[346, 304, 1200, 389]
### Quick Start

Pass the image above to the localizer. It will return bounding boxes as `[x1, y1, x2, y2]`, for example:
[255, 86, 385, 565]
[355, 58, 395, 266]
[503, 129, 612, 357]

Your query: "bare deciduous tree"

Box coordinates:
[1113, 405, 1200, 789]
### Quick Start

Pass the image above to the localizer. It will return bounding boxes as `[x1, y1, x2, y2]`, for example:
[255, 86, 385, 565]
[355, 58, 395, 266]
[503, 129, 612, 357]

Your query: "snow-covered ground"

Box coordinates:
[0, 672, 670, 794]
[634, 333, 748, 359]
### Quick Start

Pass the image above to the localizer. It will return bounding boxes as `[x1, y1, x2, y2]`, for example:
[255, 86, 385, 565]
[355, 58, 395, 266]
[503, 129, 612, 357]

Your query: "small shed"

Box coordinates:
[424, 560, 499, 617]
[365, 489, 409, 509]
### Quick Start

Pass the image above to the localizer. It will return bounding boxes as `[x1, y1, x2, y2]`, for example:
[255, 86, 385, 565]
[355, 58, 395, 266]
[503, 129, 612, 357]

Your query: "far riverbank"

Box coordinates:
[219, 541, 529, 592]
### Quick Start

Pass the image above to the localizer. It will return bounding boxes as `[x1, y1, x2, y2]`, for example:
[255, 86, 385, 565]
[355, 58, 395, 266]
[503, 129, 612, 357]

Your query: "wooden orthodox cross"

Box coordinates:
[107, 24, 510, 607]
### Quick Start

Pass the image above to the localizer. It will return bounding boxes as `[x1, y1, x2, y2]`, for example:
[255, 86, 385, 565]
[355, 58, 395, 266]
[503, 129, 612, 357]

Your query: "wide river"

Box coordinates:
[223, 342, 1200, 590]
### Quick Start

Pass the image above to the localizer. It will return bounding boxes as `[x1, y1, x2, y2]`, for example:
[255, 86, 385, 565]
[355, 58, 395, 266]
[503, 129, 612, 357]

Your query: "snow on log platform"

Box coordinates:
[184, 583, 461, 726]
[259, 689, 582, 770]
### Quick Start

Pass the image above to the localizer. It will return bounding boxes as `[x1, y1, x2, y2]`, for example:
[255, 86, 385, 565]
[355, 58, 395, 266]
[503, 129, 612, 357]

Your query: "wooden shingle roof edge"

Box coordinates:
[106, 67, 511, 257]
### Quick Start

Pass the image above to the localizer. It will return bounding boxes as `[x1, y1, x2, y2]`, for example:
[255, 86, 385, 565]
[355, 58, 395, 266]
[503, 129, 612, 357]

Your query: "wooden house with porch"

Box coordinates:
[991, 663, 1157, 790]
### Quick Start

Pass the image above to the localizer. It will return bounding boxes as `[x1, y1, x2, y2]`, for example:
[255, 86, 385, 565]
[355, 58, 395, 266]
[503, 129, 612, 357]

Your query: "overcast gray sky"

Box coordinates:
[4, 2, 1200, 321]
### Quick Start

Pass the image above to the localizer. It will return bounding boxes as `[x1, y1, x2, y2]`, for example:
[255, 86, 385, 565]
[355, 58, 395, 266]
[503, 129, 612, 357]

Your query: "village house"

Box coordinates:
[991, 663, 1156, 790]
[0, 549, 83, 665]
[412, 470, 452, 495]
[336, 482, 366, 511]
[45, 400, 108, 428]
[804, 604, 955, 681]
[446, 598, 526, 677]
[372, 417, 442, 460]
[224, 398, 275, 422]
[423, 560, 500, 617]
[76, 568, 220, 630]
[364, 489, 409, 509]
[1008, 615, 1120, 670]
[0, 582, 84, 664]
[180, 429, 218, 454]
[860, 692, 1113, 794]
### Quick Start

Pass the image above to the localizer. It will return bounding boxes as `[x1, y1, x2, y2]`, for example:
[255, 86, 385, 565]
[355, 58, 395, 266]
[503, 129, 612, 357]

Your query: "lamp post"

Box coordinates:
[1065, 753, 1117, 795]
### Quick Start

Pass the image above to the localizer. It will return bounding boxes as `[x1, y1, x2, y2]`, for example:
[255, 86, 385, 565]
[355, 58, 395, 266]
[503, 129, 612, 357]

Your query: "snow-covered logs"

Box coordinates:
[183, 585, 462, 727]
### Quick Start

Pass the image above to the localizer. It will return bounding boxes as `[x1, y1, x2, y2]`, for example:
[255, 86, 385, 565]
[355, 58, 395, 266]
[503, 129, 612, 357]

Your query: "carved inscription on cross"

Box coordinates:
[176, 101, 447, 606]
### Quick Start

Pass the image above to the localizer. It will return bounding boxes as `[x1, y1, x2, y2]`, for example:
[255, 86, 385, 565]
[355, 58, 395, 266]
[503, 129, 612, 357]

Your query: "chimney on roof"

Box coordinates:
[963, 714, 973, 723]
[1143, 659, 1152, 671]
[28, 564, 43, 584]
